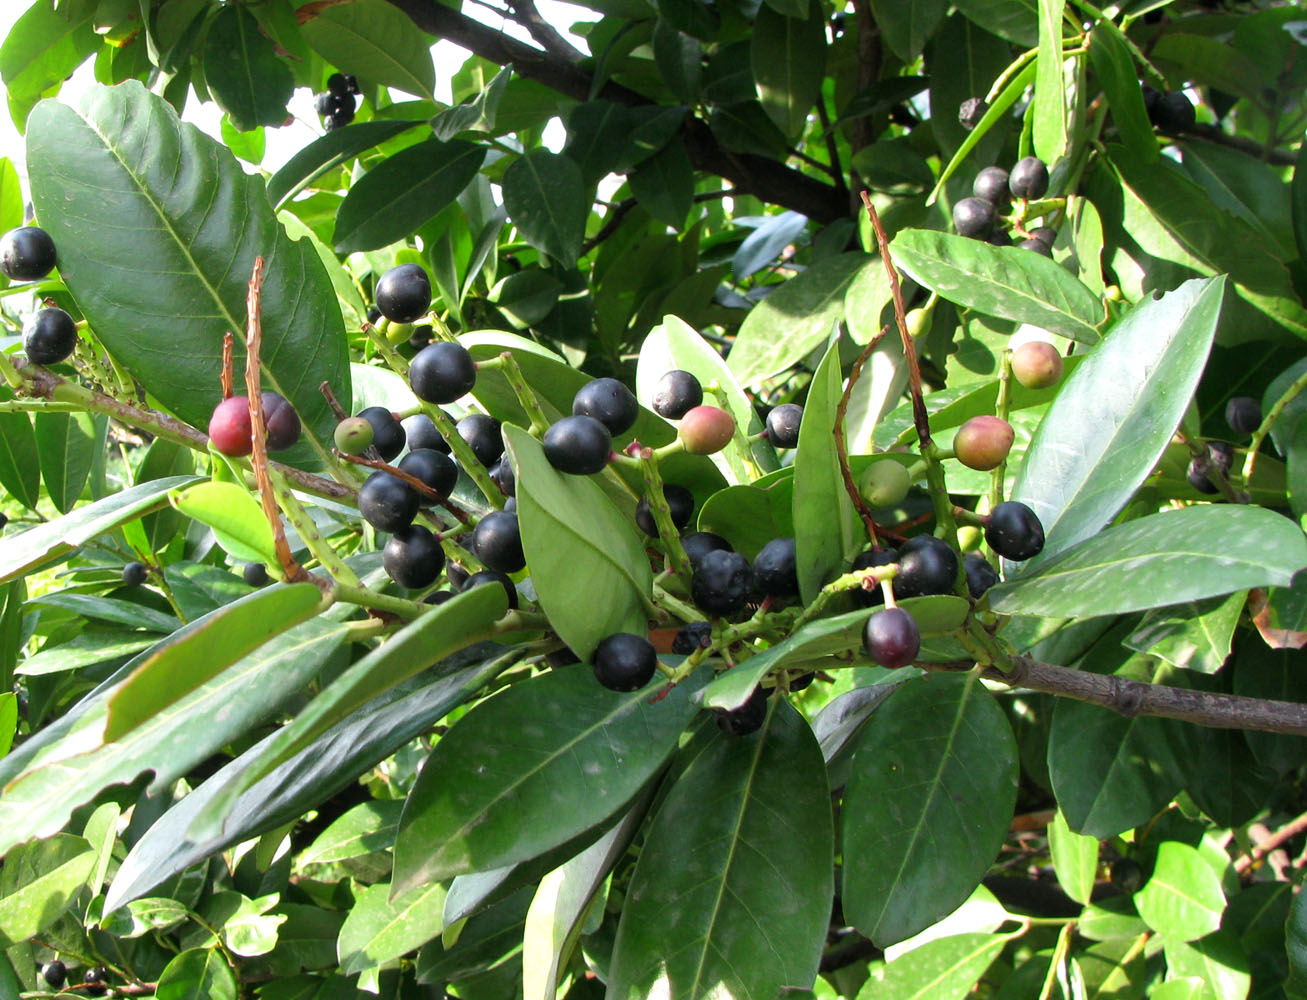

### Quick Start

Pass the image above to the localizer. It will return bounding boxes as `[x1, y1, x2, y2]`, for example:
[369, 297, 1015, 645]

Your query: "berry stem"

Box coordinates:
[639, 456, 694, 584]
[330, 581, 428, 618]
[484, 351, 551, 436]
[335, 451, 471, 526]
[989, 349, 1014, 509]
[703, 381, 764, 478]
[791, 565, 897, 631]
[650, 581, 700, 624]
[415, 402, 504, 508]
[268, 468, 364, 588]
[1243, 366, 1307, 483]
[834, 321, 890, 548]
[362, 318, 410, 376]
[951, 505, 989, 528]
[220, 331, 235, 399]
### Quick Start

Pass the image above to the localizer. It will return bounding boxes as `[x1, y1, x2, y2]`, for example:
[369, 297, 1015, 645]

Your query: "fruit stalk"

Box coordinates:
[415, 401, 503, 508]
[268, 468, 363, 588]
[989, 349, 1014, 510]
[639, 455, 694, 583]
[481, 351, 551, 436]
[330, 581, 428, 619]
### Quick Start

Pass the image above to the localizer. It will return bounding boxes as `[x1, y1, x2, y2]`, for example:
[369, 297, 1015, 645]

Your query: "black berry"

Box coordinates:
[592, 632, 658, 691]
[953, 197, 995, 239]
[985, 501, 1045, 561]
[398, 448, 458, 503]
[473, 510, 525, 573]
[964, 553, 999, 599]
[424, 589, 454, 605]
[41, 961, 66, 989]
[1152, 91, 1195, 133]
[972, 166, 1010, 204]
[852, 547, 898, 608]
[635, 484, 694, 537]
[765, 403, 803, 448]
[490, 457, 515, 497]
[22, 306, 78, 365]
[383, 524, 445, 589]
[714, 686, 768, 735]
[681, 531, 733, 569]
[260, 392, 301, 451]
[652, 369, 703, 419]
[573, 377, 639, 436]
[672, 620, 712, 654]
[463, 568, 518, 608]
[409, 342, 477, 404]
[988, 229, 1013, 247]
[358, 406, 406, 462]
[243, 562, 269, 587]
[752, 537, 798, 599]
[1226, 396, 1261, 435]
[121, 561, 147, 586]
[325, 109, 355, 131]
[862, 607, 921, 668]
[1110, 857, 1144, 892]
[1188, 441, 1234, 494]
[358, 471, 419, 533]
[691, 549, 754, 617]
[1008, 157, 1049, 200]
[0, 226, 57, 281]
[895, 535, 959, 598]
[403, 413, 449, 453]
[409, 324, 433, 349]
[326, 72, 352, 96]
[315, 91, 351, 117]
[1028, 226, 1057, 246]
[1019, 237, 1053, 258]
[543, 415, 611, 475]
[456, 413, 503, 467]
[375, 263, 431, 323]
[84, 967, 109, 997]
[958, 97, 987, 130]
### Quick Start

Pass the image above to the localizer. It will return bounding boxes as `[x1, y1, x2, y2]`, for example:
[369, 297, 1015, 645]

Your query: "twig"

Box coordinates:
[336, 451, 472, 526]
[318, 380, 349, 421]
[1234, 810, 1307, 875]
[834, 322, 890, 548]
[221, 332, 235, 400]
[814, 100, 848, 193]
[1184, 123, 1296, 167]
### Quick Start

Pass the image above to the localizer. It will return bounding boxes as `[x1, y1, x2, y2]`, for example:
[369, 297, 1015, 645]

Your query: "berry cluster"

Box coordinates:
[953, 156, 1055, 255]
[315, 73, 360, 131]
[2, 225, 81, 368]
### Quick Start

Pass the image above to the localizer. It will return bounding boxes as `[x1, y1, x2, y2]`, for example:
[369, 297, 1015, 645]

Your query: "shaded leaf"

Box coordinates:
[155, 948, 237, 1000]
[298, 0, 435, 99]
[501, 151, 587, 269]
[751, 4, 827, 138]
[34, 411, 95, 514]
[203, 4, 293, 132]
[266, 121, 422, 209]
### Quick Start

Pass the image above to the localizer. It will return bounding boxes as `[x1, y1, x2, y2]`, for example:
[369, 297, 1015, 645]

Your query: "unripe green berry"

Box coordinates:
[334, 416, 375, 455]
[860, 460, 912, 508]
[904, 308, 931, 339]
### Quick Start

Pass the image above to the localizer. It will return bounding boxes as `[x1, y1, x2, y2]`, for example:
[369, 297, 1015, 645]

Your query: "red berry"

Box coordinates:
[208, 396, 253, 456]
[679, 405, 736, 455]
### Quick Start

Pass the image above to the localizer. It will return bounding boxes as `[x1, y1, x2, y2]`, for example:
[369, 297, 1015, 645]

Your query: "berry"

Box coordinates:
[964, 553, 999, 599]
[1011, 341, 1063, 390]
[752, 537, 798, 599]
[952, 197, 994, 239]
[1153, 91, 1195, 133]
[592, 633, 658, 691]
[462, 568, 518, 609]
[398, 448, 458, 502]
[335, 416, 374, 455]
[473, 510, 525, 573]
[375, 263, 432, 324]
[383, 524, 445, 589]
[456, 413, 503, 467]
[1208, 440, 1234, 475]
[652, 369, 703, 419]
[121, 561, 147, 586]
[358, 406, 406, 462]
[681, 531, 733, 569]
[851, 547, 898, 608]
[208, 395, 253, 456]
[691, 549, 754, 617]
[1188, 441, 1234, 494]
[863, 607, 921, 668]
[1019, 237, 1053, 258]
[358, 471, 419, 532]
[260, 392, 301, 451]
[409, 341, 477, 403]
[1110, 857, 1144, 892]
[424, 589, 454, 605]
[315, 91, 350, 116]
[988, 229, 1013, 247]
[1226, 396, 1261, 435]
[860, 460, 912, 508]
[958, 97, 987, 130]
[409, 324, 433, 349]
[765, 403, 803, 448]
[1028, 226, 1057, 246]
[896, 535, 959, 598]
[543, 415, 611, 475]
[490, 457, 515, 497]
[324, 108, 354, 131]
[679, 405, 736, 455]
[973, 166, 1010, 204]
[22, 306, 78, 365]
[326, 72, 352, 96]
[0, 226, 57, 281]
[504, 496, 517, 512]
[1009, 157, 1049, 200]
[714, 686, 768, 735]
[672, 620, 712, 654]
[985, 501, 1045, 561]
[789, 670, 815, 691]
[1142, 86, 1162, 119]
[572, 377, 639, 436]
[41, 961, 66, 989]
[446, 559, 469, 591]
[953, 415, 1015, 471]
[84, 967, 109, 997]
[403, 413, 449, 453]
[243, 562, 269, 587]
[635, 484, 694, 537]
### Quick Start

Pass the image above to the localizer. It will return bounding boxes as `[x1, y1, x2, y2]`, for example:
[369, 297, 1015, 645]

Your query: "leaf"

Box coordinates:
[0, 408, 39, 510]
[392, 664, 703, 893]
[794, 339, 863, 603]
[101, 897, 189, 938]
[926, 17, 1012, 161]
[203, 4, 293, 132]
[417, 889, 531, 986]
[1124, 592, 1245, 674]
[869, 0, 946, 62]
[751, 4, 827, 138]
[202, 891, 285, 956]
[857, 933, 1007, 1000]
[988, 506, 1307, 618]
[34, 411, 95, 514]
[0, 0, 97, 128]
[1287, 881, 1307, 998]
[298, 0, 435, 99]
[1007, 277, 1224, 571]
[1293, 142, 1307, 266]
[298, 800, 405, 868]
[169, 480, 278, 566]
[842, 673, 1018, 947]
[1089, 22, 1157, 164]
[0, 845, 97, 948]
[504, 425, 650, 662]
[1134, 842, 1225, 942]
[27, 82, 350, 470]
[501, 151, 587, 269]
[1181, 141, 1294, 261]
[733, 211, 808, 280]
[136, 438, 196, 554]
[26, 593, 176, 633]
[332, 139, 486, 253]
[952, 0, 1038, 45]
[1032, 0, 1067, 163]
[0, 474, 202, 584]
[266, 120, 421, 210]
[607, 701, 833, 1000]
[1048, 808, 1099, 905]
[338, 881, 447, 975]
[889, 230, 1104, 343]
[629, 138, 694, 228]
[0, 692, 15, 758]
[155, 948, 238, 1000]
[1163, 932, 1250, 1000]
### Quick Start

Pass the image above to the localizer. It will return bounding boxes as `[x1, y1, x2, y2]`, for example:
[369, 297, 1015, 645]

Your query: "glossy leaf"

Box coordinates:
[101, 897, 189, 938]
[392, 664, 702, 893]
[169, 480, 278, 567]
[298, 801, 405, 868]
[734, 210, 808, 279]
[0, 692, 14, 758]
[26, 593, 175, 632]
[926, 16, 1011, 161]
[298, 0, 435, 99]
[890, 230, 1104, 342]
[501, 151, 587, 269]
[952, 0, 1038, 45]
[608, 701, 833, 1000]
[751, 4, 826, 138]
[1007, 277, 1225, 571]
[27, 83, 349, 469]
[1048, 808, 1098, 905]
[266, 120, 421, 209]
[842, 673, 1018, 947]
[1089, 22, 1156, 164]
[33, 411, 94, 514]
[870, 0, 946, 63]
[0, 408, 39, 510]
[338, 880, 447, 975]
[136, 438, 196, 554]
[0, 0, 97, 127]
[1032, 0, 1067, 162]
[203, 5, 293, 132]
[857, 933, 1007, 1000]
[629, 138, 694, 228]
[1181, 141, 1294, 261]
[1134, 841, 1225, 942]
[1163, 931, 1250, 1000]
[0, 842, 96, 947]
[156, 948, 238, 1000]
[1124, 591, 1245, 674]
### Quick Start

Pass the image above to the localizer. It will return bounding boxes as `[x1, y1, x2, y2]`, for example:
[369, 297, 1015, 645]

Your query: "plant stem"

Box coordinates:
[482, 351, 551, 435]
[331, 581, 428, 618]
[1244, 365, 1307, 481]
[989, 349, 1013, 509]
[639, 454, 694, 584]
[269, 468, 363, 587]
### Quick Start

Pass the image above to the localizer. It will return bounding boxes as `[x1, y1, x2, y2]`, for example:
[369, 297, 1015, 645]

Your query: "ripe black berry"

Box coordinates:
[652, 369, 703, 419]
[714, 686, 768, 736]
[672, 620, 712, 654]
[41, 961, 66, 989]
[243, 562, 269, 587]
[1028, 226, 1057, 246]
[409, 342, 476, 404]
[851, 547, 898, 608]
[473, 510, 525, 573]
[84, 967, 109, 997]
[403, 413, 449, 453]
[22, 307, 78, 365]
[1226, 396, 1261, 435]
[358, 406, 405, 462]
[383, 524, 445, 589]
[326, 72, 352, 96]
[973, 166, 1010, 204]
[765, 403, 803, 448]
[863, 607, 921, 668]
[681, 531, 733, 569]
[456, 413, 503, 467]
[424, 589, 454, 605]
[358, 471, 419, 533]
[985, 501, 1045, 561]
[988, 230, 1013, 247]
[1110, 857, 1144, 892]
[1152, 91, 1195, 133]
[573, 377, 639, 436]
[953, 197, 995, 239]
[490, 457, 515, 497]
[592, 633, 658, 691]
[543, 415, 611, 475]
[0, 226, 57, 281]
[315, 92, 351, 117]
[398, 448, 458, 503]
[409, 324, 433, 349]
[375, 263, 431, 323]
[964, 553, 999, 599]
[121, 562, 147, 586]
[1008, 157, 1049, 200]
[325, 110, 354, 131]
[895, 535, 959, 598]
[691, 549, 754, 617]
[1187, 441, 1234, 494]
[958, 97, 987, 130]
[463, 568, 518, 608]
[1019, 238, 1053, 258]
[752, 537, 798, 599]
[260, 392, 301, 451]
[635, 484, 694, 537]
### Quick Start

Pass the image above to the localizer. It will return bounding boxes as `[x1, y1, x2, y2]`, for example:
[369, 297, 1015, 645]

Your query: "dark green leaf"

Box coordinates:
[930, 59, 1038, 202]
[926, 17, 1011, 160]
[952, 0, 1038, 45]
[501, 151, 587, 268]
[1181, 140, 1294, 260]
[653, 20, 702, 104]
[1182, 723, 1277, 828]
[696, 485, 781, 560]
[431, 68, 511, 140]
[0, 0, 97, 127]
[0, 408, 38, 511]
[1287, 881, 1307, 998]
[1293, 141, 1307, 265]
[0, 841, 96, 948]
[629, 138, 694, 228]
[1089, 22, 1157, 164]
[298, 0, 435, 99]
[203, 5, 293, 132]
[870, 0, 946, 62]
[27, 592, 176, 632]
[34, 411, 95, 514]
[751, 4, 827, 139]
[266, 120, 422, 210]
[562, 101, 635, 188]
[299, 800, 405, 867]
[1150, 33, 1263, 104]
[155, 948, 237, 1000]
[417, 889, 531, 986]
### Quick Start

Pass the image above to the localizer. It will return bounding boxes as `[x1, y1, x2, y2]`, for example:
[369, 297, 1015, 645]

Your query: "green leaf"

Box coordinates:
[1287, 881, 1307, 997]
[1163, 931, 1250, 1000]
[27, 82, 350, 470]
[203, 5, 293, 132]
[1089, 22, 1157, 164]
[298, 0, 435, 99]
[1181, 141, 1294, 261]
[952, 0, 1038, 45]
[1032, 0, 1067, 162]
[857, 933, 1007, 1000]
[0, 474, 202, 584]
[930, 58, 1038, 203]
[889, 230, 1104, 343]
[392, 664, 703, 892]
[842, 673, 1018, 947]
[169, 480, 278, 566]
[266, 120, 421, 209]
[869, 0, 946, 62]
[298, 800, 405, 868]
[201, 891, 285, 956]
[0, 691, 15, 758]
[102, 897, 189, 938]
[1007, 277, 1224, 571]
[608, 701, 833, 1000]
[1134, 842, 1225, 942]
[0, 0, 97, 129]
[1048, 808, 1098, 905]
[338, 881, 448, 975]
[432, 67, 512, 140]
[26, 593, 176, 632]
[794, 339, 863, 603]
[155, 948, 238, 1000]
[1150, 34, 1264, 105]
[653, 20, 702, 104]
[333, 139, 486, 253]
[988, 506, 1307, 618]
[137, 438, 196, 554]
[926, 17, 1012, 161]
[0, 844, 97, 948]
[505, 425, 650, 662]
[34, 411, 95, 514]
[1293, 142, 1307, 265]
[1124, 591, 1246, 674]
[751, 4, 827, 139]
[417, 888, 531, 986]
[629, 138, 694, 229]
[501, 151, 587, 269]
[0, 408, 39, 510]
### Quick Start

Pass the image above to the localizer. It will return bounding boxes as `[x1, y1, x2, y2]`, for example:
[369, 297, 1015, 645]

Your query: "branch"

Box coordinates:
[382, 0, 849, 223]
[1234, 809, 1307, 875]
[506, 0, 586, 63]
[1182, 123, 1296, 167]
